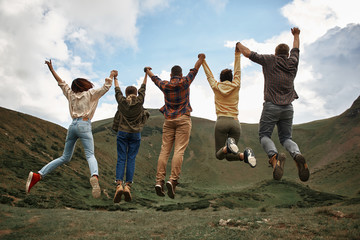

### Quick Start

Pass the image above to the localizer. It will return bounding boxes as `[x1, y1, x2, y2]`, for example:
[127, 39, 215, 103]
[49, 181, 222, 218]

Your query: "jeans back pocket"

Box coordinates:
[77, 121, 91, 133]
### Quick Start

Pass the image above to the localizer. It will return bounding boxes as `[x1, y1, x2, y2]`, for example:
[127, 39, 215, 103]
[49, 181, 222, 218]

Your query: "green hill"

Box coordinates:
[0, 96, 359, 211]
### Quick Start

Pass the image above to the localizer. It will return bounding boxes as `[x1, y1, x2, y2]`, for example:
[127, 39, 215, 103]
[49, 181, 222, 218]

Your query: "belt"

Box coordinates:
[74, 117, 89, 121]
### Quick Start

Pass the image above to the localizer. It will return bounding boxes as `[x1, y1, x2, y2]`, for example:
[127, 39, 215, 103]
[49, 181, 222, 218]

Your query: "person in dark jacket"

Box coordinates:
[236, 27, 309, 182]
[112, 72, 150, 203]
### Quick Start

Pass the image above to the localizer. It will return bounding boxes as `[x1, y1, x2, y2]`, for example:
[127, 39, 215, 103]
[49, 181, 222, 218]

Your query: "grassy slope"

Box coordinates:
[0, 95, 359, 211]
[1, 96, 360, 239]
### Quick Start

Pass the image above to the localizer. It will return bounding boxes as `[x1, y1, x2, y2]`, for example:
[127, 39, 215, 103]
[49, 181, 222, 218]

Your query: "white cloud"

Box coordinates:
[139, 0, 169, 14]
[300, 24, 360, 118]
[0, 0, 167, 127]
[224, 0, 360, 123]
[1, 0, 359, 128]
[142, 70, 170, 110]
[281, 0, 360, 44]
[191, 81, 217, 121]
[92, 102, 117, 123]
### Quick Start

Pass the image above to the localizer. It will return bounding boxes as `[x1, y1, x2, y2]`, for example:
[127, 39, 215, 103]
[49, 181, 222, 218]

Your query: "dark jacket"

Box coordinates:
[112, 84, 150, 133]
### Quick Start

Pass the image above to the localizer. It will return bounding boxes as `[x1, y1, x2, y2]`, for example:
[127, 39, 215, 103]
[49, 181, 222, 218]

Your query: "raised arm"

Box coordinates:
[233, 46, 241, 86]
[143, 72, 148, 85]
[144, 67, 154, 78]
[236, 42, 251, 58]
[194, 53, 206, 70]
[114, 77, 119, 88]
[291, 27, 300, 49]
[45, 59, 63, 83]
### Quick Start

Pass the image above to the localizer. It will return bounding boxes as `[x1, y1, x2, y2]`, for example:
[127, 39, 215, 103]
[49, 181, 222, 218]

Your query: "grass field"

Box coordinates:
[1, 202, 359, 240]
[1, 179, 360, 239]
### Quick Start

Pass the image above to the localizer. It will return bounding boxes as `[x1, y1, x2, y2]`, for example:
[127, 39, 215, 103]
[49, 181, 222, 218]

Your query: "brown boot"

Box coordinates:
[294, 154, 310, 182]
[166, 179, 178, 199]
[113, 181, 123, 203]
[269, 153, 286, 180]
[123, 183, 132, 202]
[155, 180, 165, 197]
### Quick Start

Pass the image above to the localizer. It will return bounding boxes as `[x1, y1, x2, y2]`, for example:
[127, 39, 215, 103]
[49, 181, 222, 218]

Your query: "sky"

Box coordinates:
[0, 0, 359, 128]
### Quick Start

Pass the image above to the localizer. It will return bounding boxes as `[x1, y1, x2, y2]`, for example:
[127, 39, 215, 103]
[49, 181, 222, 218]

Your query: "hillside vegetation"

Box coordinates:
[0, 96, 360, 239]
[0, 96, 359, 211]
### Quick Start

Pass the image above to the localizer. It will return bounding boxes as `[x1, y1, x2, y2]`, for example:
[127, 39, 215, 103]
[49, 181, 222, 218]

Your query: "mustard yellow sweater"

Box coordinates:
[202, 52, 241, 119]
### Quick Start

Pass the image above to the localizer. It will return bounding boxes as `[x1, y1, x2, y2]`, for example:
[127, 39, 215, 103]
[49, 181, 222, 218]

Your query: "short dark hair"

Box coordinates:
[275, 43, 290, 56]
[71, 78, 94, 93]
[220, 69, 233, 82]
[171, 65, 182, 77]
[125, 86, 137, 97]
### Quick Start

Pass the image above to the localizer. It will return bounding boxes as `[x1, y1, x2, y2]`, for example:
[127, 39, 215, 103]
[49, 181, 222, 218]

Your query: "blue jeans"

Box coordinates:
[116, 131, 141, 183]
[39, 118, 98, 177]
[259, 102, 301, 159]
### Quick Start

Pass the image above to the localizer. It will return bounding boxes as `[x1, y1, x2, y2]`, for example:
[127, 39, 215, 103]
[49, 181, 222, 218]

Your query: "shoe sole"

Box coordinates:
[295, 155, 310, 182]
[228, 144, 239, 154]
[113, 188, 123, 203]
[248, 156, 257, 168]
[227, 138, 239, 154]
[90, 177, 101, 199]
[273, 154, 286, 180]
[166, 182, 175, 199]
[244, 148, 256, 168]
[155, 185, 165, 197]
[25, 171, 33, 193]
[124, 191, 132, 202]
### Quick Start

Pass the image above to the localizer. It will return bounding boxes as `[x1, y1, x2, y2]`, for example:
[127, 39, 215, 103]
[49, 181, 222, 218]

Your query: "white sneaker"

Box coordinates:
[226, 137, 239, 154]
[244, 147, 256, 168]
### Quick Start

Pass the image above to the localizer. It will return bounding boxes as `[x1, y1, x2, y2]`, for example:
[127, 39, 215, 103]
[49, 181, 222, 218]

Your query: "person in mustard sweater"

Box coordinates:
[26, 59, 115, 198]
[202, 46, 256, 168]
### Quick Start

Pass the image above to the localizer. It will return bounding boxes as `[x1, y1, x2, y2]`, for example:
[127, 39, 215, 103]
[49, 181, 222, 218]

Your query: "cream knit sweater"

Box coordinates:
[202, 52, 241, 119]
[58, 78, 112, 120]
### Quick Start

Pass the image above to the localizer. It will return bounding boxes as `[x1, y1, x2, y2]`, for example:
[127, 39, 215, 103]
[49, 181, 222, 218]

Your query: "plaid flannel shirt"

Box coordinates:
[151, 68, 198, 119]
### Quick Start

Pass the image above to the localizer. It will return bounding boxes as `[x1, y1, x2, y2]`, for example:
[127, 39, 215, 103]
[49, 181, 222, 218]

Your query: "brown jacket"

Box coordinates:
[112, 84, 150, 133]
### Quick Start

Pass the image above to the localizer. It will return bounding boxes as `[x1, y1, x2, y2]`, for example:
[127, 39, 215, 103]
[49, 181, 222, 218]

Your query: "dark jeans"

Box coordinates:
[116, 130, 141, 183]
[259, 102, 301, 159]
[214, 116, 242, 161]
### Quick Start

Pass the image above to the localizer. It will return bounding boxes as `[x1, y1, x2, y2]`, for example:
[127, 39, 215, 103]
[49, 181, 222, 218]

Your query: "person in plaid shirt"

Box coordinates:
[144, 53, 205, 199]
[236, 27, 310, 182]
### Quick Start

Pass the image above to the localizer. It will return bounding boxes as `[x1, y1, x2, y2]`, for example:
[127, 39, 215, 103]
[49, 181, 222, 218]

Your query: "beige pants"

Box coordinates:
[156, 115, 192, 183]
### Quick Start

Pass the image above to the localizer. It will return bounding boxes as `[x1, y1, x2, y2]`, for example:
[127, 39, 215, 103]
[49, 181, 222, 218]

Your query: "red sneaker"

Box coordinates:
[26, 171, 41, 193]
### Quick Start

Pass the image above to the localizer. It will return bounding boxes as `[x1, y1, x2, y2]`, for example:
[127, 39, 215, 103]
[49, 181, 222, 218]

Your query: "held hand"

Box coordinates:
[144, 67, 152, 73]
[291, 27, 300, 35]
[110, 70, 118, 79]
[198, 53, 206, 59]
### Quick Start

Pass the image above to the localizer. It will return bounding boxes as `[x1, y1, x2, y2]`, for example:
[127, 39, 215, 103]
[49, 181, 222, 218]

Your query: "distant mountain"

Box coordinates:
[0, 95, 359, 210]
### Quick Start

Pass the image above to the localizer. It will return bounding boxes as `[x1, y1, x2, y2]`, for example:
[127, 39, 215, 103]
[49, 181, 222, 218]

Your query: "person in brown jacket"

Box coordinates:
[112, 72, 150, 203]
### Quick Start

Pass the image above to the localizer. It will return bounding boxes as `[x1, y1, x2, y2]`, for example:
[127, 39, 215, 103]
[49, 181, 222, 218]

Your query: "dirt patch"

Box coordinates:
[28, 216, 40, 224]
[0, 229, 13, 236]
